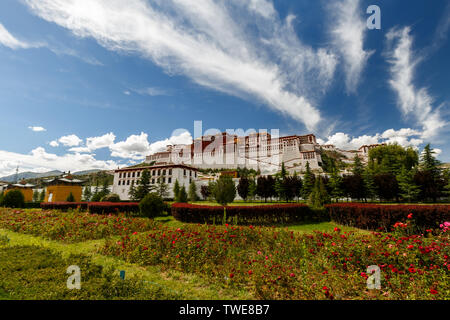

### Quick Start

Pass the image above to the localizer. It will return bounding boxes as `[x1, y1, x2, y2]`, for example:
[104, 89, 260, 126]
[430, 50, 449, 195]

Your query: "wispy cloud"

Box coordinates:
[23, 0, 340, 131]
[329, 0, 373, 93]
[28, 126, 46, 132]
[133, 87, 170, 97]
[0, 22, 41, 49]
[386, 26, 447, 139]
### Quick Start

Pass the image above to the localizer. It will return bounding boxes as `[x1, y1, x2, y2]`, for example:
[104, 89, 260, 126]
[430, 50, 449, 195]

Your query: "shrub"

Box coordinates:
[2, 190, 25, 208]
[327, 203, 450, 233]
[101, 193, 121, 202]
[212, 175, 236, 206]
[139, 193, 165, 218]
[171, 203, 329, 225]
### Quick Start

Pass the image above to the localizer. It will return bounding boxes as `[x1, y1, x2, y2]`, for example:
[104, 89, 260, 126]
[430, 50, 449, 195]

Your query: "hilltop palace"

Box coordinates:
[112, 131, 381, 200]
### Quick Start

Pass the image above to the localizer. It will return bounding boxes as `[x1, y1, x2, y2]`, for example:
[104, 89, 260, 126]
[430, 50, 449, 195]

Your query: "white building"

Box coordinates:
[112, 164, 201, 200]
[145, 132, 323, 175]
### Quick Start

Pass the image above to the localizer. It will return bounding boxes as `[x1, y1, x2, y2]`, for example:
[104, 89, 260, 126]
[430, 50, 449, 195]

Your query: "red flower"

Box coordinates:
[248, 270, 253, 275]
[229, 273, 234, 278]
[407, 213, 413, 219]
[322, 286, 329, 291]
[289, 273, 295, 277]
[430, 288, 438, 295]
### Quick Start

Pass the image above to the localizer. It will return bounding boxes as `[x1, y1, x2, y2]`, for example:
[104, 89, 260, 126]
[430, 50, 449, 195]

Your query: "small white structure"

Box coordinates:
[112, 164, 202, 200]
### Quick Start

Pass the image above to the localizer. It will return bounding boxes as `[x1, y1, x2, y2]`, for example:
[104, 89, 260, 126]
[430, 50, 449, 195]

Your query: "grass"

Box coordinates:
[0, 228, 253, 300]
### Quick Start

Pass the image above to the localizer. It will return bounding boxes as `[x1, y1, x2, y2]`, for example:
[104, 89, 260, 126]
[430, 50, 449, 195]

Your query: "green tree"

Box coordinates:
[156, 177, 169, 199]
[248, 178, 257, 201]
[212, 175, 236, 206]
[2, 190, 25, 208]
[178, 185, 188, 203]
[308, 177, 330, 208]
[66, 192, 75, 202]
[128, 180, 137, 201]
[328, 168, 343, 202]
[101, 179, 110, 197]
[369, 144, 419, 175]
[173, 179, 180, 202]
[301, 162, 315, 200]
[39, 189, 45, 202]
[188, 180, 198, 202]
[237, 176, 249, 201]
[363, 167, 376, 201]
[133, 169, 154, 201]
[83, 185, 92, 202]
[397, 166, 420, 202]
[352, 155, 364, 176]
[32, 190, 39, 202]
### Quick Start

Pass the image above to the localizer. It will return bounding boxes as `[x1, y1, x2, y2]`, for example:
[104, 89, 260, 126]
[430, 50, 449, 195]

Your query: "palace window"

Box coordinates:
[127, 180, 130, 185]
[169, 169, 172, 175]
[118, 181, 121, 185]
[119, 173, 122, 178]
[168, 178, 172, 184]
[163, 170, 166, 175]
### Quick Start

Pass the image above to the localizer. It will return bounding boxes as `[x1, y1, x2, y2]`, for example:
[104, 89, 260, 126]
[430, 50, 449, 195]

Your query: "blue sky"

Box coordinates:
[0, 0, 449, 176]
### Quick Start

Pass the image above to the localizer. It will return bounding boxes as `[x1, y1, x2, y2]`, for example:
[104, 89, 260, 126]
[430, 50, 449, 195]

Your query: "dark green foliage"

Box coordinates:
[212, 175, 236, 206]
[200, 185, 210, 200]
[32, 190, 39, 202]
[301, 162, 315, 200]
[178, 186, 188, 203]
[368, 144, 419, 175]
[139, 193, 165, 218]
[171, 203, 329, 225]
[328, 169, 343, 202]
[83, 185, 92, 202]
[131, 169, 155, 201]
[188, 181, 198, 202]
[397, 166, 420, 202]
[173, 179, 180, 202]
[2, 190, 25, 208]
[373, 173, 399, 201]
[307, 177, 330, 208]
[101, 193, 121, 202]
[237, 176, 249, 201]
[66, 192, 75, 202]
[39, 189, 45, 202]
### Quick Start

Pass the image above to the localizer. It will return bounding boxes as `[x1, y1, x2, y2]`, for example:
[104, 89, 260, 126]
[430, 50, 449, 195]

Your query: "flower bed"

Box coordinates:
[0, 208, 155, 242]
[171, 203, 329, 225]
[327, 203, 450, 233]
[101, 216, 450, 300]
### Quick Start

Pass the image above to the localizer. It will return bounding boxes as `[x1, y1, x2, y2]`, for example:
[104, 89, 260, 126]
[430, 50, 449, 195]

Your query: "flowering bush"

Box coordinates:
[41, 202, 88, 211]
[327, 203, 450, 233]
[88, 202, 140, 215]
[101, 216, 450, 300]
[171, 203, 329, 225]
[0, 208, 156, 242]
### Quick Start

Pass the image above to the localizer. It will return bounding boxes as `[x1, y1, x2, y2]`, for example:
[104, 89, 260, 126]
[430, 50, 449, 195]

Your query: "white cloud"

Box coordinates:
[23, 0, 340, 131]
[109, 131, 193, 160]
[0, 147, 118, 177]
[0, 22, 39, 49]
[324, 128, 424, 150]
[58, 134, 83, 147]
[386, 27, 447, 139]
[329, 0, 373, 93]
[86, 132, 116, 151]
[28, 126, 46, 132]
[123, 90, 131, 95]
[49, 140, 59, 147]
[133, 87, 169, 96]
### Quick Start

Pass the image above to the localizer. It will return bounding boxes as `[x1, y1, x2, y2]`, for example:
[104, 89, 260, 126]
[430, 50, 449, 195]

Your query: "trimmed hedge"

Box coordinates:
[326, 203, 450, 232]
[171, 203, 329, 225]
[88, 202, 140, 215]
[40, 202, 139, 214]
[41, 202, 88, 211]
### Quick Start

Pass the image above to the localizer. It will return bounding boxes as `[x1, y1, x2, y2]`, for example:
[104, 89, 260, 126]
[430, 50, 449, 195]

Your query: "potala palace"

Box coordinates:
[112, 132, 381, 200]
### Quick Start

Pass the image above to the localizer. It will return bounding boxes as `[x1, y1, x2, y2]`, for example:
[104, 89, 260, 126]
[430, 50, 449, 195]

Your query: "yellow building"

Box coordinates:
[5, 181, 35, 202]
[44, 175, 84, 202]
